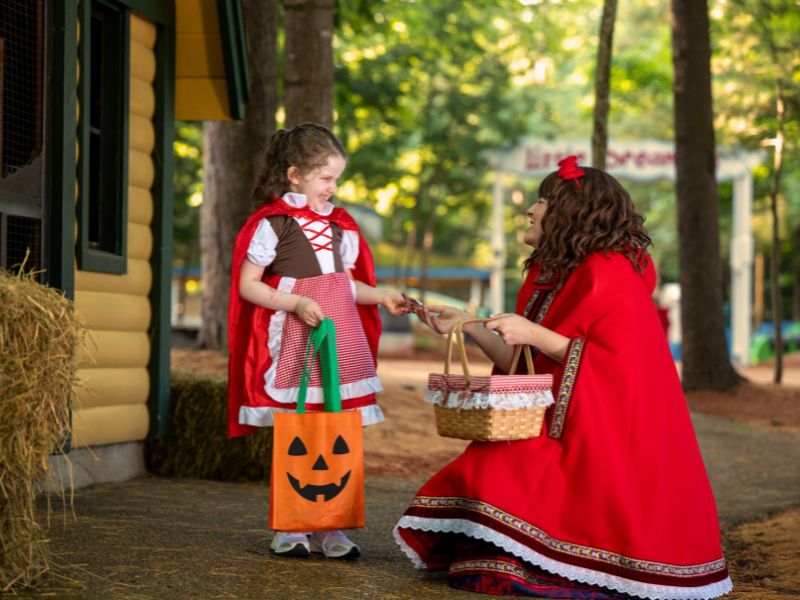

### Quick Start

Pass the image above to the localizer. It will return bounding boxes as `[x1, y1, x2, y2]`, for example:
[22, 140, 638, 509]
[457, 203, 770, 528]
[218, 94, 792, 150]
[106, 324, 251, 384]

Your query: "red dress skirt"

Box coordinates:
[394, 252, 732, 599]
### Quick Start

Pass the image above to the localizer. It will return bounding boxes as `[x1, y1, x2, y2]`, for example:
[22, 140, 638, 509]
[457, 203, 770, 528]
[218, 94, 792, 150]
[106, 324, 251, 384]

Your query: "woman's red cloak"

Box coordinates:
[395, 251, 731, 599]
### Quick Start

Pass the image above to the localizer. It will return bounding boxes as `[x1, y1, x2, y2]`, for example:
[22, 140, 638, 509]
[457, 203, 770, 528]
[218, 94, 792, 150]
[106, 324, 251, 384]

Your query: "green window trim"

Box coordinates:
[76, 0, 130, 274]
[48, 1, 77, 298]
[148, 10, 175, 438]
[217, 0, 250, 120]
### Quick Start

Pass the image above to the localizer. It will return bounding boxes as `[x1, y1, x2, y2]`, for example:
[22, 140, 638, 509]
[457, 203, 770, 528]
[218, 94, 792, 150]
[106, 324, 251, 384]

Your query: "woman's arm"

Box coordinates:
[238, 258, 323, 326]
[486, 313, 570, 363]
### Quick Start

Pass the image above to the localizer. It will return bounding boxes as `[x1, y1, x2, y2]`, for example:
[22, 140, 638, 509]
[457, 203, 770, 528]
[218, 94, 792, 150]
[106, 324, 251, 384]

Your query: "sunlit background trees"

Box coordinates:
[171, 0, 799, 386]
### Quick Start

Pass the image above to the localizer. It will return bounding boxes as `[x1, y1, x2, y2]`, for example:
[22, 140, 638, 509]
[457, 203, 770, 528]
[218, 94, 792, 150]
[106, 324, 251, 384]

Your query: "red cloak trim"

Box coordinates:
[227, 199, 381, 438]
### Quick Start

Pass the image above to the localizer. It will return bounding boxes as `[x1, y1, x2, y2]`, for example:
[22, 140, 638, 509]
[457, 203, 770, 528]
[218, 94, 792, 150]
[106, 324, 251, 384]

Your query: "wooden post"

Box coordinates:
[753, 252, 764, 330]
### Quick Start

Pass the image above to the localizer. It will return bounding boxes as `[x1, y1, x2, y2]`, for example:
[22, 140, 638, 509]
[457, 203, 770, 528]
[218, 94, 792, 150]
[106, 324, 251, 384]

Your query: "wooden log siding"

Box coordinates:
[72, 14, 158, 448]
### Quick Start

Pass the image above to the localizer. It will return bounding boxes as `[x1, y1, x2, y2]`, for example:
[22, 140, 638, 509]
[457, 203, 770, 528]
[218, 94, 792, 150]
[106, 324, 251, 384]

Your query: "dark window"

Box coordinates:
[0, 0, 46, 276]
[77, 0, 129, 273]
[0, 214, 42, 271]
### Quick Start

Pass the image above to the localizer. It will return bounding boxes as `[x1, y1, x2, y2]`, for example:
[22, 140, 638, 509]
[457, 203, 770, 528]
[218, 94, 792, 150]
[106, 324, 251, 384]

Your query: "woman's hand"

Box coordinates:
[485, 313, 537, 347]
[417, 305, 470, 335]
[294, 297, 324, 327]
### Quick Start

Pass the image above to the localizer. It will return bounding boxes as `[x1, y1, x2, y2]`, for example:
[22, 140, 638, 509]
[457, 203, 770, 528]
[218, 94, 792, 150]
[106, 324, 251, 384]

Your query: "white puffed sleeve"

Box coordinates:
[246, 219, 279, 266]
[340, 230, 361, 270]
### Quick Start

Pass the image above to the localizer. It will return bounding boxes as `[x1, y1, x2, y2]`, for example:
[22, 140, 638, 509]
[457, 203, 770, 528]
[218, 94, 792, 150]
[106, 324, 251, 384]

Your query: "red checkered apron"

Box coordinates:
[270, 271, 377, 404]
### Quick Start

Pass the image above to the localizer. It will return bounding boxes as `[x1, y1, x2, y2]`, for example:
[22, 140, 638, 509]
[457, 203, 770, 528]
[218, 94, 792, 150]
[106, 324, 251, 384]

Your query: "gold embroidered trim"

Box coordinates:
[533, 291, 555, 324]
[411, 496, 728, 578]
[450, 559, 528, 580]
[548, 337, 584, 440]
[522, 290, 541, 319]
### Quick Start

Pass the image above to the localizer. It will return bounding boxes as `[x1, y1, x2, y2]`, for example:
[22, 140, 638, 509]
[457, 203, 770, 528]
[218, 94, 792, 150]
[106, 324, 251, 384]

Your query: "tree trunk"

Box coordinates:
[418, 203, 436, 305]
[417, 165, 446, 305]
[283, 0, 334, 127]
[793, 250, 800, 322]
[768, 75, 785, 383]
[591, 0, 617, 169]
[402, 222, 417, 292]
[198, 0, 279, 350]
[669, 0, 740, 391]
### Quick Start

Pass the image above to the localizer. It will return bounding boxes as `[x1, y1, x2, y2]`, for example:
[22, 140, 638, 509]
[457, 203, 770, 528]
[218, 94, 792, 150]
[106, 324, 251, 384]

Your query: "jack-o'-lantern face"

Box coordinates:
[286, 434, 351, 502]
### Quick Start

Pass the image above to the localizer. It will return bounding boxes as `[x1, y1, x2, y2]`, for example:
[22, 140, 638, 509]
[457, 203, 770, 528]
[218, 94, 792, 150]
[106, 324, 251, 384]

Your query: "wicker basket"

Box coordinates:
[426, 318, 554, 442]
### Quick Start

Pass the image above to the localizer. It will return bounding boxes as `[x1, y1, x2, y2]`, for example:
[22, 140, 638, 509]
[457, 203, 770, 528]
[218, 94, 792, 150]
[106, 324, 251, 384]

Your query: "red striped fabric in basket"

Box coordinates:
[425, 373, 555, 411]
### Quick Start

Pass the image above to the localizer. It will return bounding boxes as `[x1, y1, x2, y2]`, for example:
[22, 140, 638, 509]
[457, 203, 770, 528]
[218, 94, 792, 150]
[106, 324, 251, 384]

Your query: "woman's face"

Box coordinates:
[524, 197, 548, 247]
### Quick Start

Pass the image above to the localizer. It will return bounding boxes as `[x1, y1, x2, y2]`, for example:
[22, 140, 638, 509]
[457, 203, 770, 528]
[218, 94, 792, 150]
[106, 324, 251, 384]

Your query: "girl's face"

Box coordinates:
[524, 197, 548, 247]
[287, 154, 347, 209]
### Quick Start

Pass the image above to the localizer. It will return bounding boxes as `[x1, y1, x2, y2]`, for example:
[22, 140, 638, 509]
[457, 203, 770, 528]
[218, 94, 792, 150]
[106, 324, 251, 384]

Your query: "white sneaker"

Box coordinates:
[270, 531, 310, 558]
[309, 530, 360, 560]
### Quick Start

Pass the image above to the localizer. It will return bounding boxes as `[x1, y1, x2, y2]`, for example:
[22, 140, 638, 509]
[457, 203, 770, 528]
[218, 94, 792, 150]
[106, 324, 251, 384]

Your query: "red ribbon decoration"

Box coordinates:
[557, 156, 585, 190]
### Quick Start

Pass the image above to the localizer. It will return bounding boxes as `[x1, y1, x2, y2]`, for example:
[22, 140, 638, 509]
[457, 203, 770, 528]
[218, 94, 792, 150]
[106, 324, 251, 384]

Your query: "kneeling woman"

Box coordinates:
[394, 159, 732, 599]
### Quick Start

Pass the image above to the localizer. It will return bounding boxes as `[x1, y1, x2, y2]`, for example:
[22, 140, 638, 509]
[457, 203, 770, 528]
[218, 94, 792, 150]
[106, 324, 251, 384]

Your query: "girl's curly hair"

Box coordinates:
[252, 122, 346, 204]
[524, 166, 652, 288]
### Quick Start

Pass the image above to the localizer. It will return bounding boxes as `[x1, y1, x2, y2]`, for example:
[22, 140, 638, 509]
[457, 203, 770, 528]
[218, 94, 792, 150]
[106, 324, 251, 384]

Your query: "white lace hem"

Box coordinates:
[239, 403, 384, 427]
[268, 376, 383, 405]
[394, 517, 732, 600]
[424, 389, 554, 411]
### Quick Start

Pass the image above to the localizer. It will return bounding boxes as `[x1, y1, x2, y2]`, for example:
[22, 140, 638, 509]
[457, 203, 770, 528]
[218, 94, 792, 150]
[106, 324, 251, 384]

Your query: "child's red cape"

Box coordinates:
[227, 199, 381, 438]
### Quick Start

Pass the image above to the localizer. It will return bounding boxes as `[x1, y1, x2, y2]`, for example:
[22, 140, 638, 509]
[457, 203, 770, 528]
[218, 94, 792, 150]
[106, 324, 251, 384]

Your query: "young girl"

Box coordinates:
[227, 122, 407, 560]
[397, 158, 732, 598]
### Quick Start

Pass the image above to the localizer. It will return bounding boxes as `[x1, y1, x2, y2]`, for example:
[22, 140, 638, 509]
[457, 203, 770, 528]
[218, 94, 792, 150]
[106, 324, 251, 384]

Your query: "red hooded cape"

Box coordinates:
[395, 251, 730, 598]
[227, 199, 381, 438]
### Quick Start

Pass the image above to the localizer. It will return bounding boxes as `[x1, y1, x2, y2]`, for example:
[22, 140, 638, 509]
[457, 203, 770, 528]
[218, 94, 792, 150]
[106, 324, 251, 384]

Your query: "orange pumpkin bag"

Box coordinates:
[269, 318, 365, 532]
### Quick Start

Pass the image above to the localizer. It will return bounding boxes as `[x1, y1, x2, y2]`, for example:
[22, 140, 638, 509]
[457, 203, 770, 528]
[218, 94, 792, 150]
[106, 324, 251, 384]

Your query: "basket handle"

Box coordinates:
[445, 318, 536, 385]
[508, 344, 536, 376]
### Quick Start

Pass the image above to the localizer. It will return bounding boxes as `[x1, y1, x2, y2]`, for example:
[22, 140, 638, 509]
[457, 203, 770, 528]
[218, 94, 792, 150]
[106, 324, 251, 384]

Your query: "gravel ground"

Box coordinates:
[10, 352, 799, 599]
[13, 409, 799, 600]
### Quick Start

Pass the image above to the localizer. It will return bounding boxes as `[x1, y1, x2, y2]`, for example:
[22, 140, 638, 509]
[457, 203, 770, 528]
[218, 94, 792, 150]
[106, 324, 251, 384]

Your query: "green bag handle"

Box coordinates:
[296, 318, 342, 414]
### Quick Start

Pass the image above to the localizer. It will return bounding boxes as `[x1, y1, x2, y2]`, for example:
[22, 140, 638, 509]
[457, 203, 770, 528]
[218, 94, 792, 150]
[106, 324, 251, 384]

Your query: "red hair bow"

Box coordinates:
[557, 156, 585, 189]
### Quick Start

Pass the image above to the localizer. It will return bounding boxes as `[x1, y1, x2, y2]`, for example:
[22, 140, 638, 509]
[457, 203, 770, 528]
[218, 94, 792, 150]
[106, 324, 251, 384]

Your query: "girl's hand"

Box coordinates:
[419, 305, 470, 335]
[382, 290, 410, 316]
[485, 313, 537, 347]
[294, 297, 324, 327]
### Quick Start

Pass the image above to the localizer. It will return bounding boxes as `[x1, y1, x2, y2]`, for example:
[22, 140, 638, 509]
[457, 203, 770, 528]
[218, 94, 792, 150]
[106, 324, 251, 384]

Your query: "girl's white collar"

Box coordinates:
[282, 192, 334, 216]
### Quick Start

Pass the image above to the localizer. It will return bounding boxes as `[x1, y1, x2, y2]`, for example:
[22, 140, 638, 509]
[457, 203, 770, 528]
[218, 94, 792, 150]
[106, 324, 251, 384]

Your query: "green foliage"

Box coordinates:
[167, 2, 799, 306]
[331, 0, 688, 284]
[711, 0, 800, 310]
[173, 122, 203, 269]
[146, 371, 273, 482]
[333, 1, 560, 268]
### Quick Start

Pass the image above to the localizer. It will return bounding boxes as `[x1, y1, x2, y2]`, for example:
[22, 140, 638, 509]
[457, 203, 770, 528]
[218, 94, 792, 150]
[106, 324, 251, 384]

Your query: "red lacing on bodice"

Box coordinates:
[298, 218, 333, 253]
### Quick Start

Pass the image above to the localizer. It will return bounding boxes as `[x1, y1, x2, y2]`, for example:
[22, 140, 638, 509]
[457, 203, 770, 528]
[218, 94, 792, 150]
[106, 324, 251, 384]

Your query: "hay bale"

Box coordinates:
[146, 371, 272, 481]
[0, 269, 81, 591]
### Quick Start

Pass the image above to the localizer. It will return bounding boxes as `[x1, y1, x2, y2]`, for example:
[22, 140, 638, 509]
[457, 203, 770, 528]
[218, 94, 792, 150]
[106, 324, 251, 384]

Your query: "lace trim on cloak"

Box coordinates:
[394, 517, 732, 600]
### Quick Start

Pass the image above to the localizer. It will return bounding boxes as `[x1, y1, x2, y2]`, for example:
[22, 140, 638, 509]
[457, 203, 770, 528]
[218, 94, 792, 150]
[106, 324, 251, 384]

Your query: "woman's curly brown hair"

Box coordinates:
[252, 122, 346, 205]
[524, 165, 652, 288]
